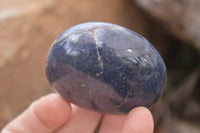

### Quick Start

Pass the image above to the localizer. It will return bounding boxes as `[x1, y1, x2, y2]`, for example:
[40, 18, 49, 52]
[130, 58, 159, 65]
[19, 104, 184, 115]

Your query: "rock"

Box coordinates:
[134, 0, 200, 50]
[45, 22, 167, 114]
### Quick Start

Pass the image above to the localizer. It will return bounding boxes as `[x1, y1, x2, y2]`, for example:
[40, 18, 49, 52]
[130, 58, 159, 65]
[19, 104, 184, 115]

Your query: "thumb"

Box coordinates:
[122, 107, 154, 133]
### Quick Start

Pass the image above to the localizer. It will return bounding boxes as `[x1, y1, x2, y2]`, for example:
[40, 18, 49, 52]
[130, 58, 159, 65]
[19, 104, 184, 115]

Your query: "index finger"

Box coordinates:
[1, 93, 71, 133]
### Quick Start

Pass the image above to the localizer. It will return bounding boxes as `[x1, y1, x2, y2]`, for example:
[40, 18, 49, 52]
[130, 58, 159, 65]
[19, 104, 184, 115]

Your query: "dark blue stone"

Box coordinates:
[45, 22, 167, 114]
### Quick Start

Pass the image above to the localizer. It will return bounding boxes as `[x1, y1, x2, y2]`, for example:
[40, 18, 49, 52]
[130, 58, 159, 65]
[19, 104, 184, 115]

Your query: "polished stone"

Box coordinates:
[45, 22, 167, 114]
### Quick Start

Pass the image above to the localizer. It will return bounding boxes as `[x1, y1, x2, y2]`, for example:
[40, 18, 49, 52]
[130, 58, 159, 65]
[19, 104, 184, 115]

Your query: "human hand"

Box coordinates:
[1, 93, 154, 133]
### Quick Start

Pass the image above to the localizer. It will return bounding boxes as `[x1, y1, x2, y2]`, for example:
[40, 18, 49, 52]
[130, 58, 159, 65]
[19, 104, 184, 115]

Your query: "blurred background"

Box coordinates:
[0, 0, 199, 132]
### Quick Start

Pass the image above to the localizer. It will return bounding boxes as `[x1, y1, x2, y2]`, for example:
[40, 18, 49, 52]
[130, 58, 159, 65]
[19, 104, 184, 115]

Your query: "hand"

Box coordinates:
[1, 93, 154, 133]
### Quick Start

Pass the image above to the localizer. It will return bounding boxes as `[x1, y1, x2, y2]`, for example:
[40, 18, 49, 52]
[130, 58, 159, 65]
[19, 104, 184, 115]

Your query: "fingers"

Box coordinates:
[122, 107, 154, 133]
[98, 115, 127, 133]
[56, 104, 102, 133]
[1, 94, 153, 133]
[2, 93, 71, 133]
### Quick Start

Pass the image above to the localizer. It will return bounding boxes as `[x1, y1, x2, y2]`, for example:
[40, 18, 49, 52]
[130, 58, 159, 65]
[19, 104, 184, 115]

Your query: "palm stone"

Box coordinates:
[45, 22, 167, 114]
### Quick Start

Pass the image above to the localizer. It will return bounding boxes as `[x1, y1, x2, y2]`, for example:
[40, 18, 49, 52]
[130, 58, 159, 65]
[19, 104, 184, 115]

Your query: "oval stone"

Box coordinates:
[45, 22, 167, 114]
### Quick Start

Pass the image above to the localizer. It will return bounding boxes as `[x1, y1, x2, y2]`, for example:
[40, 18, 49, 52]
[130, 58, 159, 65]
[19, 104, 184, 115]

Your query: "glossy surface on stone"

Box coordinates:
[45, 22, 167, 114]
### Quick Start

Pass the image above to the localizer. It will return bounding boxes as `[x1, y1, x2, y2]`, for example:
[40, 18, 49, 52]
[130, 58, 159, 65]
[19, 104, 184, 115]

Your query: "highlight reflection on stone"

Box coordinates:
[45, 22, 167, 114]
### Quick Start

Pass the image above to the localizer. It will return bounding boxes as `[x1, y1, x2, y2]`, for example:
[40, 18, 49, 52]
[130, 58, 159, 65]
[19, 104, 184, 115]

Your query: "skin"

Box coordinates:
[1, 93, 154, 133]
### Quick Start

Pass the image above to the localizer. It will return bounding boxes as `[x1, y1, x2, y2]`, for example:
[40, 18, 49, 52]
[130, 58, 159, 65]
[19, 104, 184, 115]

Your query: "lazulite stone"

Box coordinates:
[45, 22, 167, 114]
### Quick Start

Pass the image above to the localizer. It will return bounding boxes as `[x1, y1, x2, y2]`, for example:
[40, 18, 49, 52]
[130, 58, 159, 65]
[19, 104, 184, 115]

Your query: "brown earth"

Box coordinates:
[2, 1, 197, 132]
